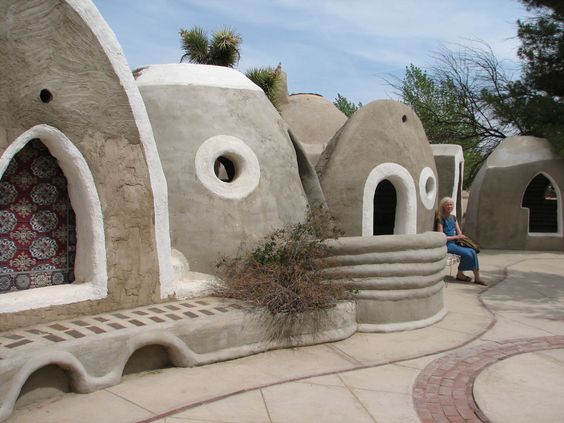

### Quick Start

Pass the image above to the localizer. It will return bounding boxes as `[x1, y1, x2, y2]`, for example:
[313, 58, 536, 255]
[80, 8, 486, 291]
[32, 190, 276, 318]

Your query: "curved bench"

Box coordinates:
[324, 231, 448, 332]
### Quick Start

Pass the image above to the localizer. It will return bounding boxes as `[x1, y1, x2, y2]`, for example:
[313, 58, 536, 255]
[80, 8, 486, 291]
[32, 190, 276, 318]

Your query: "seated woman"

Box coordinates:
[436, 197, 486, 286]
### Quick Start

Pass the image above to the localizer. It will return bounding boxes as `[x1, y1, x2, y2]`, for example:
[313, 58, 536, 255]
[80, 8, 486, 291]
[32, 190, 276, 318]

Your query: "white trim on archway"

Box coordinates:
[67, 0, 173, 298]
[0, 125, 107, 313]
[362, 163, 417, 236]
[522, 171, 563, 237]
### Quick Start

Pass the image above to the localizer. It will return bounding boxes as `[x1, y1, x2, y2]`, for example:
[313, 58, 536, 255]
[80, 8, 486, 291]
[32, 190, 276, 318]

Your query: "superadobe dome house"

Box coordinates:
[317, 100, 439, 237]
[0, 0, 175, 331]
[464, 136, 564, 250]
[279, 92, 347, 167]
[135, 63, 322, 274]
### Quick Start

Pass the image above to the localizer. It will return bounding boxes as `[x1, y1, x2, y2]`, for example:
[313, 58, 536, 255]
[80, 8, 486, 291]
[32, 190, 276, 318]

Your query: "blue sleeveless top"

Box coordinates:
[442, 215, 457, 238]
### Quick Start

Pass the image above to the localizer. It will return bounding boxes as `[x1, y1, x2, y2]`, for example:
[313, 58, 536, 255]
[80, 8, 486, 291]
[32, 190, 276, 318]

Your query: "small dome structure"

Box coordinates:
[137, 64, 312, 273]
[465, 136, 564, 250]
[317, 100, 438, 236]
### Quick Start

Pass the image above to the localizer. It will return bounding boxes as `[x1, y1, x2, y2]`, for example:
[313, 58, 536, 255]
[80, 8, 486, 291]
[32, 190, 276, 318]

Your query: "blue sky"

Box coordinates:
[92, 0, 529, 105]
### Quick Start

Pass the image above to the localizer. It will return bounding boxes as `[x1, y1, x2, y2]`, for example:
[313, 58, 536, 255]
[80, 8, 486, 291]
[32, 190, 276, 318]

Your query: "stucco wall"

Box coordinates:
[432, 144, 464, 219]
[317, 100, 438, 236]
[0, 0, 168, 330]
[465, 136, 564, 250]
[137, 64, 310, 274]
[279, 94, 347, 165]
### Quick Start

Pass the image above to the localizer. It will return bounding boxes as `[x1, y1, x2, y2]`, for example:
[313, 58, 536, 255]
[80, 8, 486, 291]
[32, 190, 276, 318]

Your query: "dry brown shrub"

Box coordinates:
[214, 207, 348, 338]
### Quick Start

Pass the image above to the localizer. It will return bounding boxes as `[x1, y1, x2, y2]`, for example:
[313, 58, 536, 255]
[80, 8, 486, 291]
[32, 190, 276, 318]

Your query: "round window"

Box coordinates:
[195, 135, 260, 200]
[418, 167, 437, 210]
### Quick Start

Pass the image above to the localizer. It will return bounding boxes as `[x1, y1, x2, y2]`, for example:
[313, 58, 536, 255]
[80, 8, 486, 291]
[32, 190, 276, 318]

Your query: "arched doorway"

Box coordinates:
[362, 163, 417, 236]
[522, 173, 560, 233]
[373, 179, 397, 235]
[0, 139, 76, 293]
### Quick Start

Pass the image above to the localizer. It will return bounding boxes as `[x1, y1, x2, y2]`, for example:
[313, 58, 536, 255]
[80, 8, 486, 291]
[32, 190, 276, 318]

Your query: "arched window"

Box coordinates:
[522, 173, 560, 234]
[0, 139, 75, 293]
[373, 179, 397, 235]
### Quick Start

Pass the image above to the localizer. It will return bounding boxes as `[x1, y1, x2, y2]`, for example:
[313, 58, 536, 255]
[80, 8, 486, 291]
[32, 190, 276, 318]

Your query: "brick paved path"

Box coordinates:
[413, 336, 564, 423]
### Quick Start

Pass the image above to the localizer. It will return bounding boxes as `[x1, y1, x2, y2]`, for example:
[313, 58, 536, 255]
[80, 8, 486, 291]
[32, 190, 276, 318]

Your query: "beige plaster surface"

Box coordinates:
[137, 65, 310, 274]
[317, 100, 438, 236]
[474, 349, 564, 423]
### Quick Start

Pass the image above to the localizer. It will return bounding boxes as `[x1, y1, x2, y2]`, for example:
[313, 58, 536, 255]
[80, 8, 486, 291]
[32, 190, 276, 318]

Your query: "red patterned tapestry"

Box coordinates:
[0, 139, 76, 293]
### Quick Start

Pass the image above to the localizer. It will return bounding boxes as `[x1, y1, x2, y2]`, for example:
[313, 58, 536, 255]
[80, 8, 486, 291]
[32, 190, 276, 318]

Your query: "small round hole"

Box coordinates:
[401, 115, 407, 123]
[39, 89, 53, 103]
[214, 156, 237, 182]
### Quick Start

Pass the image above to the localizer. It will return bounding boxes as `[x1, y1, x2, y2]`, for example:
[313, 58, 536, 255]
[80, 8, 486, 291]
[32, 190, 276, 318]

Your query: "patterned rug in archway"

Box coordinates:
[0, 139, 76, 293]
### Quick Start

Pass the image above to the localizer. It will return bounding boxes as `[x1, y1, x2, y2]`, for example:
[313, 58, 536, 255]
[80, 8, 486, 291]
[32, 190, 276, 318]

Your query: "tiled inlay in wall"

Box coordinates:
[0, 297, 248, 357]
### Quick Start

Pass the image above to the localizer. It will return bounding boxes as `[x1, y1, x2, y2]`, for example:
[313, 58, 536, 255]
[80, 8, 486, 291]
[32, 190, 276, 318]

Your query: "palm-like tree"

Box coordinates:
[180, 26, 242, 68]
[245, 66, 284, 110]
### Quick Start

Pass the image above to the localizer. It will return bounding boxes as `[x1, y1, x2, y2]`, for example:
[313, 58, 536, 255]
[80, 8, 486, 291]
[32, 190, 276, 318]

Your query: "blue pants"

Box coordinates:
[447, 241, 479, 271]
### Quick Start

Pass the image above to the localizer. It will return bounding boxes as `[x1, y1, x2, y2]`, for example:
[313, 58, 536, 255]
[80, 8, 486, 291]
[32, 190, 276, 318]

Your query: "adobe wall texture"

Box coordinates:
[317, 100, 438, 236]
[137, 64, 310, 274]
[279, 94, 347, 166]
[0, 0, 167, 330]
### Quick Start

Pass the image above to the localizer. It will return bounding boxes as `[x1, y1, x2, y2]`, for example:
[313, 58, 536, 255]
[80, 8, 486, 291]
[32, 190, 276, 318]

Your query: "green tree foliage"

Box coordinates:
[245, 66, 284, 110]
[497, 0, 564, 154]
[333, 93, 363, 117]
[393, 43, 521, 187]
[179, 26, 242, 67]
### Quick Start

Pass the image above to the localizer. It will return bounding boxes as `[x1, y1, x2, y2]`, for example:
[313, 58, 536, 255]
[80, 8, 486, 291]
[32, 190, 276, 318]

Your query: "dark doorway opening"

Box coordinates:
[373, 179, 397, 235]
[522, 174, 558, 233]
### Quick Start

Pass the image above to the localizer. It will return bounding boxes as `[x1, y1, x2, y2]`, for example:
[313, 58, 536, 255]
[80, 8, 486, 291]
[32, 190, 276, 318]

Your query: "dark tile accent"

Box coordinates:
[129, 319, 145, 327]
[166, 314, 182, 321]
[71, 320, 89, 327]
[49, 324, 68, 331]
[195, 300, 209, 306]
[66, 330, 85, 339]
[181, 302, 196, 308]
[44, 334, 66, 343]
[108, 323, 125, 330]
[215, 307, 229, 312]
[86, 326, 106, 334]
[183, 311, 199, 318]
[199, 309, 214, 316]
[165, 305, 180, 311]
[133, 310, 148, 316]
[112, 313, 129, 320]
[229, 304, 244, 309]
[5, 339, 32, 348]
[150, 316, 165, 323]
[3, 334, 24, 340]
[148, 307, 165, 314]
[94, 316, 109, 322]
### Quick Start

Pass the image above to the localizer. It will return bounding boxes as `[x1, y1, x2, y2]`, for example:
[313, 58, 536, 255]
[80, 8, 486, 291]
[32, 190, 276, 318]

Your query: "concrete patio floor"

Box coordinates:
[7, 250, 564, 423]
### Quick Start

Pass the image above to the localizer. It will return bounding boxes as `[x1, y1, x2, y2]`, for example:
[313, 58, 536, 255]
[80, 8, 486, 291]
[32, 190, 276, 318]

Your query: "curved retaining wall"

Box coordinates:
[324, 231, 447, 332]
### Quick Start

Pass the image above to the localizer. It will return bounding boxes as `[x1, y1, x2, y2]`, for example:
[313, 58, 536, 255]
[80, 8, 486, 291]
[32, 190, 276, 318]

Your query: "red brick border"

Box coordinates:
[413, 336, 564, 423]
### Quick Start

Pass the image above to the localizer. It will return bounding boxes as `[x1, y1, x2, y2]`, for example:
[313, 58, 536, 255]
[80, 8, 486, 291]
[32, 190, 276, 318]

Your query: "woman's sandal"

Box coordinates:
[474, 280, 488, 286]
[456, 275, 472, 282]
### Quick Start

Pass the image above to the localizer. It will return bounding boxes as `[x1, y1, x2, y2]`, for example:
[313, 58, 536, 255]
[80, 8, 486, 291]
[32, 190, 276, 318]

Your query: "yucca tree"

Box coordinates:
[245, 66, 284, 110]
[179, 26, 242, 68]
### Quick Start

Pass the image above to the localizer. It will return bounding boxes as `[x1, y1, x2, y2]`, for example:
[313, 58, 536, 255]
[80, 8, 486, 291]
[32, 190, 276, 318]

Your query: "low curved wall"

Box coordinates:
[324, 231, 447, 332]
